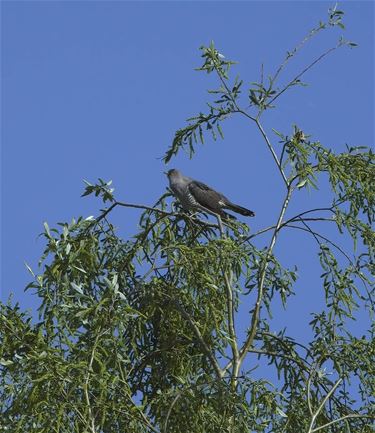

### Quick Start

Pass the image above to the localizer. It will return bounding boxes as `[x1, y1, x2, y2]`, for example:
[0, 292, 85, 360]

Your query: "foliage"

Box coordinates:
[1, 6, 374, 433]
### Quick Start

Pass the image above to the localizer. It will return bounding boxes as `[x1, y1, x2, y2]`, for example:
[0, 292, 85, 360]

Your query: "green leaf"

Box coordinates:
[296, 179, 308, 189]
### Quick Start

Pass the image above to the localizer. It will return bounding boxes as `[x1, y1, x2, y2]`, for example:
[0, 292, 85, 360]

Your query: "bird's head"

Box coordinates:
[165, 168, 180, 178]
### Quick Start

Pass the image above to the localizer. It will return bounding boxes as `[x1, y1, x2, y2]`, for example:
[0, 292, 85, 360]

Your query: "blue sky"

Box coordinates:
[1, 0, 374, 359]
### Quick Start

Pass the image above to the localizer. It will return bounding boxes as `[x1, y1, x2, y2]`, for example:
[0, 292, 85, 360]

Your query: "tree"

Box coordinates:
[1, 6, 374, 433]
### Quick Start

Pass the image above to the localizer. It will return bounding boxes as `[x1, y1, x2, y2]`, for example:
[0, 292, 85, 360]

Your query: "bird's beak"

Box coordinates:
[163, 171, 168, 176]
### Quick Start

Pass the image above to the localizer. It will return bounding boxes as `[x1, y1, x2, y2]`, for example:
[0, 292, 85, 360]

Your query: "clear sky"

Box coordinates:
[1, 0, 374, 362]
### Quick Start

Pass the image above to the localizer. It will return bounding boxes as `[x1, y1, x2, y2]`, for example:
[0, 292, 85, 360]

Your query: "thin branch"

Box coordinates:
[216, 214, 224, 236]
[84, 334, 101, 433]
[242, 206, 336, 244]
[293, 217, 335, 223]
[237, 109, 289, 187]
[259, 331, 313, 359]
[238, 186, 293, 365]
[280, 141, 288, 166]
[311, 413, 374, 433]
[109, 400, 160, 433]
[287, 219, 372, 302]
[162, 378, 229, 432]
[271, 20, 326, 85]
[215, 63, 257, 122]
[269, 43, 343, 105]
[95, 200, 173, 225]
[223, 271, 240, 389]
[247, 348, 312, 371]
[256, 118, 289, 186]
[136, 408, 160, 433]
[286, 223, 352, 262]
[307, 378, 343, 433]
[284, 206, 336, 224]
[163, 393, 183, 433]
[244, 224, 277, 242]
[172, 300, 223, 379]
[307, 370, 315, 417]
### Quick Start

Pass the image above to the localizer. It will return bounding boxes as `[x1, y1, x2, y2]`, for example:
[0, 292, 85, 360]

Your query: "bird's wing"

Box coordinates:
[188, 181, 226, 211]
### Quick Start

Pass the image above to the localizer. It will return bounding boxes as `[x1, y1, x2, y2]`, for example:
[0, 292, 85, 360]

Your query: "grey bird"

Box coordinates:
[166, 169, 255, 219]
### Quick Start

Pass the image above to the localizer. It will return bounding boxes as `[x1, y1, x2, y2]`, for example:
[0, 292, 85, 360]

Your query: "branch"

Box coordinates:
[137, 408, 160, 433]
[213, 57, 290, 193]
[238, 186, 293, 365]
[311, 414, 374, 433]
[269, 43, 343, 105]
[307, 369, 315, 417]
[255, 118, 289, 187]
[259, 331, 313, 359]
[163, 393, 182, 433]
[223, 270, 240, 389]
[242, 206, 336, 244]
[172, 300, 223, 379]
[307, 378, 342, 433]
[162, 378, 227, 433]
[95, 200, 173, 225]
[286, 224, 352, 263]
[84, 334, 101, 433]
[245, 224, 277, 241]
[271, 19, 326, 85]
[284, 206, 336, 225]
[222, 329, 313, 376]
[237, 109, 289, 187]
[247, 348, 312, 371]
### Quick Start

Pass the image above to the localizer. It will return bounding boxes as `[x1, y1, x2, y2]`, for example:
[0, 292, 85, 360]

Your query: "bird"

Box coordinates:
[166, 169, 255, 219]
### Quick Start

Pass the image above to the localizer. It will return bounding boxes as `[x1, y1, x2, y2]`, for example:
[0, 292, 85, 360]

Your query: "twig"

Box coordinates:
[244, 224, 277, 242]
[271, 20, 326, 85]
[136, 407, 160, 433]
[238, 109, 289, 187]
[95, 200, 173, 225]
[269, 43, 343, 106]
[311, 414, 374, 432]
[163, 393, 182, 433]
[259, 331, 313, 359]
[223, 270, 240, 390]
[238, 186, 293, 365]
[246, 348, 312, 371]
[307, 378, 342, 433]
[84, 334, 101, 433]
[216, 211, 240, 389]
[255, 118, 289, 186]
[286, 223, 352, 262]
[172, 300, 223, 379]
[307, 369, 315, 417]
[284, 206, 336, 224]
[162, 378, 229, 432]
[242, 206, 336, 244]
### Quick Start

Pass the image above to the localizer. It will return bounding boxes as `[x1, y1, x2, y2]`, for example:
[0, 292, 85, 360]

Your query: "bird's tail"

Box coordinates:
[225, 202, 255, 217]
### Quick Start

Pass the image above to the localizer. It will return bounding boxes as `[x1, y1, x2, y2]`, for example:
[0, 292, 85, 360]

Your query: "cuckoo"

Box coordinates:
[166, 169, 255, 219]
